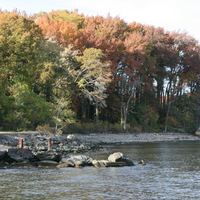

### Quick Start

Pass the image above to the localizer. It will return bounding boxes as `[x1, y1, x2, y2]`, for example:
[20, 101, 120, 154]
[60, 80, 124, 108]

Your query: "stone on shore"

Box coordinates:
[67, 134, 76, 140]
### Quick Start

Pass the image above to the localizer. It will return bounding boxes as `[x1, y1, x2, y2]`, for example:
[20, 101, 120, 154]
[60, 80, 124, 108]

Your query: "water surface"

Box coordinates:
[1, 141, 200, 199]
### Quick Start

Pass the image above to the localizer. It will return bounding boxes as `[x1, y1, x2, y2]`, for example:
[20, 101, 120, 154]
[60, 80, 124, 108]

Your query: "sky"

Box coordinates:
[0, 0, 200, 43]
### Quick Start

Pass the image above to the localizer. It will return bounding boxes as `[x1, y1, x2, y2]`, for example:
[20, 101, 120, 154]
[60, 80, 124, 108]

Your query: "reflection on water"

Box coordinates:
[1, 141, 200, 199]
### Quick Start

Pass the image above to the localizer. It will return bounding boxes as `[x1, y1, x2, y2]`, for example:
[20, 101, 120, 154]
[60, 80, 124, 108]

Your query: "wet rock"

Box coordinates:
[104, 161, 131, 167]
[92, 160, 109, 168]
[7, 148, 34, 163]
[108, 152, 135, 166]
[92, 159, 132, 167]
[57, 161, 75, 168]
[137, 160, 146, 166]
[108, 152, 123, 162]
[0, 151, 7, 161]
[58, 152, 136, 168]
[74, 161, 85, 168]
[34, 151, 62, 162]
[59, 155, 94, 168]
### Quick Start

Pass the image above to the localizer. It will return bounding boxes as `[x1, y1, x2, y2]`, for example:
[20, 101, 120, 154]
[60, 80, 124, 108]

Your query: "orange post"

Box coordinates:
[19, 138, 23, 148]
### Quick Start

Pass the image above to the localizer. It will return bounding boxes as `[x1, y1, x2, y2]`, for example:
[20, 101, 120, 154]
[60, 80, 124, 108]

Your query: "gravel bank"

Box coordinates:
[77, 132, 200, 144]
[0, 132, 200, 151]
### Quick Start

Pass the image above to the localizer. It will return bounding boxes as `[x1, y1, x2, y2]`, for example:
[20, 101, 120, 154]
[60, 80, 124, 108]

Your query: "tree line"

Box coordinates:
[0, 9, 200, 133]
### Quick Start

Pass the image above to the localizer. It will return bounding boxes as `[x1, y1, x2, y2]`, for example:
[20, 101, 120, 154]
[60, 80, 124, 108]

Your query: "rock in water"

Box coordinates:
[137, 160, 146, 166]
[0, 151, 7, 161]
[108, 152, 135, 166]
[59, 155, 94, 168]
[108, 152, 124, 162]
[7, 148, 34, 163]
[34, 151, 61, 162]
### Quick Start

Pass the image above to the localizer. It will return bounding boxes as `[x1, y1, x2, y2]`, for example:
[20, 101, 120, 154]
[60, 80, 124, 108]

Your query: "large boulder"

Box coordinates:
[108, 152, 124, 162]
[108, 152, 135, 166]
[7, 148, 35, 163]
[34, 151, 62, 162]
[58, 155, 94, 168]
[92, 152, 136, 168]
[0, 151, 7, 161]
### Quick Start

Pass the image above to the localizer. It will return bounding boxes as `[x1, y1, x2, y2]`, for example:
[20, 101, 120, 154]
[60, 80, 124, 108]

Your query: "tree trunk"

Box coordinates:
[164, 101, 171, 133]
[95, 100, 99, 125]
[121, 93, 134, 131]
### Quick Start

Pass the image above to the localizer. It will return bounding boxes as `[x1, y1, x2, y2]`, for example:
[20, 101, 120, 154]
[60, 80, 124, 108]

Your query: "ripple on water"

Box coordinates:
[1, 141, 200, 199]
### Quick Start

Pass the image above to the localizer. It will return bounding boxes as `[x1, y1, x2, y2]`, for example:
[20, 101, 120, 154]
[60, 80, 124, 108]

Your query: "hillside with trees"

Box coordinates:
[0, 9, 200, 133]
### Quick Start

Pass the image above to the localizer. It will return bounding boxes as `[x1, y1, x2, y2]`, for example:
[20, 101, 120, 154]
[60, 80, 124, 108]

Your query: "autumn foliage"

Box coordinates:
[0, 9, 200, 133]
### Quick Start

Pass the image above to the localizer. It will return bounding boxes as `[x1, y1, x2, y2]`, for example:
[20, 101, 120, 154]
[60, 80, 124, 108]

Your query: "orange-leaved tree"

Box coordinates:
[35, 10, 83, 47]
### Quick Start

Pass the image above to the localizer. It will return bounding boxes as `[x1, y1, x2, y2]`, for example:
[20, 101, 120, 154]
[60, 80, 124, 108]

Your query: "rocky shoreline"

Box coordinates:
[1, 132, 200, 151]
[75, 132, 200, 144]
[0, 132, 200, 168]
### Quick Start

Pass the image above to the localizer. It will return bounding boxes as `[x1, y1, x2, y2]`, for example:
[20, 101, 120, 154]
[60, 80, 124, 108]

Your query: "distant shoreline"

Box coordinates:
[76, 132, 200, 144]
[0, 132, 200, 152]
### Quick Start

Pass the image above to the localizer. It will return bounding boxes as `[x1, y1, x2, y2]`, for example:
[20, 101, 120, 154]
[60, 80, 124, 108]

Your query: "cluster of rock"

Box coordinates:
[0, 133, 97, 153]
[0, 133, 93, 168]
[0, 133, 146, 168]
[57, 152, 143, 168]
[0, 149, 145, 168]
[0, 148, 58, 168]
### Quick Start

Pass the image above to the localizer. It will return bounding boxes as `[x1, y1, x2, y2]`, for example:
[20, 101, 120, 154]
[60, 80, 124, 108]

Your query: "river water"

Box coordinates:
[1, 141, 200, 200]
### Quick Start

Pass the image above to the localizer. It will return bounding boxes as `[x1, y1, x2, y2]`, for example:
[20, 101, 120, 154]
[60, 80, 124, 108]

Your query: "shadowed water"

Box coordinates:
[1, 141, 200, 199]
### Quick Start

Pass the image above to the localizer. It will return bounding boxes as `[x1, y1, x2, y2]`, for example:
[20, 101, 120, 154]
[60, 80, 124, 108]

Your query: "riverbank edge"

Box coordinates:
[1, 132, 200, 151]
[77, 132, 200, 144]
[0, 132, 200, 168]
